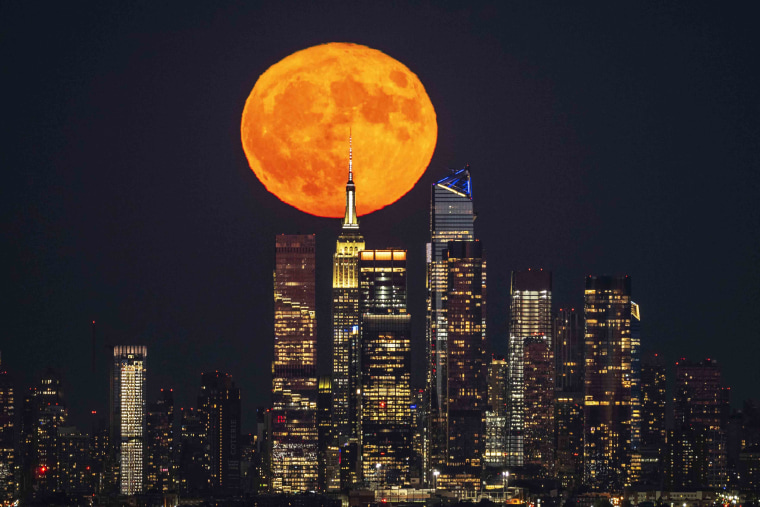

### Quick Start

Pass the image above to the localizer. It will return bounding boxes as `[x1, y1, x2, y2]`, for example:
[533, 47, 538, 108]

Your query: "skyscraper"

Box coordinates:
[359, 249, 412, 487]
[426, 166, 474, 472]
[444, 240, 486, 491]
[670, 358, 730, 489]
[583, 276, 632, 491]
[145, 388, 175, 493]
[507, 269, 553, 469]
[272, 234, 318, 493]
[523, 337, 555, 476]
[639, 352, 666, 489]
[199, 371, 242, 495]
[112, 345, 147, 496]
[332, 138, 365, 455]
[484, 355, 508, 468]
[554, 308, 584, 488]
[0, 354, 16, 503]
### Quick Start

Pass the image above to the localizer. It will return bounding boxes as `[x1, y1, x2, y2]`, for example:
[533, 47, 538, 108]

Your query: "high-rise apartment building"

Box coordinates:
[146, 388, 175, 493]
[332, 139, 365, 461]
[484, 355, 508, 467]
[554, 308, 584, 488]
[199, 371, 241, 496]
[0, 355, 15, 502]
[444, 241, 486, 491]
[507, 269, 552, 469]
[112, 345, 147, 496]
[524, 337, 555, 476]
[178, 407, 208, 496]
[359, 249, 412, 487]
[272, 234, 318, 493]
[426, 167, 474, 472]
[583, 276, 632, 491]
[317, 376, 338, 492]
[639, 352, 666, 489]
[669, 358, 729, 490]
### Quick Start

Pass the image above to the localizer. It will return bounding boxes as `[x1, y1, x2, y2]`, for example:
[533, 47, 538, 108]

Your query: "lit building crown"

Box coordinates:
[342, 133, 359, 230]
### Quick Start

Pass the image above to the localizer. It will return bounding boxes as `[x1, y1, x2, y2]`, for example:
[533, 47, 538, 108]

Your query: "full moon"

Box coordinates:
[241, 43, 437, 217]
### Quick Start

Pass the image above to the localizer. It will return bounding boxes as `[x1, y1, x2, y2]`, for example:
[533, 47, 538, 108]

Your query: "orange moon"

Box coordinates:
[241, 43, 437, 217]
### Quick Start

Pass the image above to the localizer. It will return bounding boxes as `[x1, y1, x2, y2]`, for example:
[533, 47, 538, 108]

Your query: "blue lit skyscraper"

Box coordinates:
[426, 166, 474, 472]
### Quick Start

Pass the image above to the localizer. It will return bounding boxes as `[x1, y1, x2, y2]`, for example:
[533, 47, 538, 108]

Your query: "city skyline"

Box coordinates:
[3, 1, 759, 436]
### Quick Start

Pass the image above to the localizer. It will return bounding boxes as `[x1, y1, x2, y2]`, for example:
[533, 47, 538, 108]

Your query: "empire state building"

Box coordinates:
[331, 137, 365, 456]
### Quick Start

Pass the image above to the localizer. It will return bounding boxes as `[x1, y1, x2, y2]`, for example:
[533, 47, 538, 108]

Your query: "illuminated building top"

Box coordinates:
[342, 134, 359, 230]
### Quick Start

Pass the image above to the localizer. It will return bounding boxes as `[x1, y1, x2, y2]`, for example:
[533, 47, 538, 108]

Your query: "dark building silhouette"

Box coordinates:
[359, 249, 412, 487]
[426, 166, 474, 476]
[57, 426, 92, 497]
[554, 308, 584, 488]
[20, 369, 66, 499]
[272, 234, 318, 492]
[0, 355, 16, 502]
[146, 388, 175, 493]
[668, 358, 729, 490]
[317, 376, 335, 492]
[199, 371, 241, 496]
[583, 275, 633, 491]
[638, 352, 666, 489]
[178, 407, 208, 496]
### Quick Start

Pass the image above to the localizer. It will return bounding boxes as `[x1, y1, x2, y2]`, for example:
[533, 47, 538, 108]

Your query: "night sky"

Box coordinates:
[3, 2, 759, 431]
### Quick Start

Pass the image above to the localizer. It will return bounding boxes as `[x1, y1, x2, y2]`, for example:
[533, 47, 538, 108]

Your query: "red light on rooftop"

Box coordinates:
[91, 410, 97, 414]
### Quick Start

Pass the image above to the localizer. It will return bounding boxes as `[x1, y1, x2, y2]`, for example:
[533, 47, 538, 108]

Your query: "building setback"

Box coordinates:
[426, 166, 474, 475]
[331, 139, 365, 491]
[507, 269, 553, 468]
[272, 234, 318, 493]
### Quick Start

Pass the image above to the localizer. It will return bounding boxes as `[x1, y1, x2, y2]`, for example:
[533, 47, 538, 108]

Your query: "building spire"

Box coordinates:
[342, 130, 359, 230]
[349, 128, 353, 182]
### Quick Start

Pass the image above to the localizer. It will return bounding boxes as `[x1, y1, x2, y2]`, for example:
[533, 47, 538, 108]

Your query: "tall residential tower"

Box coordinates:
[112, 345, 146, 496]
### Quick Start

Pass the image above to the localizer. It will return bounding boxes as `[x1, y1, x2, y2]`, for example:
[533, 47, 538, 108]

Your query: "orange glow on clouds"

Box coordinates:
[241, 43, 437, 217]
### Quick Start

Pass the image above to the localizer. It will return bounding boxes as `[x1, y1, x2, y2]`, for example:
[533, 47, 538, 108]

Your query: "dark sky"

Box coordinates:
[2, 2, 759, 431]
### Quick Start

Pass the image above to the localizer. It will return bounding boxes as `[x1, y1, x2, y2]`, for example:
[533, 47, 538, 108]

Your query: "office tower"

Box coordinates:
[146, 388, 175, 493]
[20, 369, 67, 498]
[359, 249, 412, 487]
[112, 345, 146, 495]
[524, 337, 555, 476]
[669, 358, 730, 489]
[178, 407, 208, 496]
[410, 389, 425, 486]
[0, 355, 15, 503]
[57, 426, 92, 496]
[485, 355, 507, 467]
[554, 308, 584, 487]
[638, 352, 666, 488]
[445, 241, 486, 490]
[317, 376, 338, 492]
[583, 276, 632, 491]
[332, 139, 366, 457]
[507, 269, 552, 469]
[426, 166, 474, 472]
[199, 372, 241, 495]
[272, 234, 318, 493]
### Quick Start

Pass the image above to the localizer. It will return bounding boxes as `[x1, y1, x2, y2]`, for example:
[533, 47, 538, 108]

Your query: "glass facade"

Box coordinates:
[359, 250, 412, 487]
[507, 269, 553, 468]
[272, 234, 318, 493]
[445, 240, 486, 490]
[583, 275, 632, 491]
[426, 166, 474, 472]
